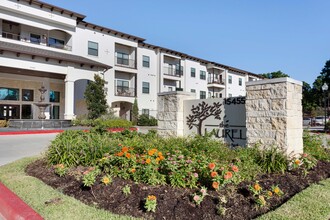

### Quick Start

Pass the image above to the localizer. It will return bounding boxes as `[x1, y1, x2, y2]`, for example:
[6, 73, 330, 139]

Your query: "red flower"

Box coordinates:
[224, 171, 233, 179]
[212, 182, 219, 189]
[210, 171, 218, 178]
[231, 165, 239, 172]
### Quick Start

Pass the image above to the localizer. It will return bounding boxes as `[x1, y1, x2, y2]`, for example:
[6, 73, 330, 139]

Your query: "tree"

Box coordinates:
[260, 71, 289, 79]
[84, 74, 108, 119]
[132, 98, 139, 125]
[186, 101, 222, 135]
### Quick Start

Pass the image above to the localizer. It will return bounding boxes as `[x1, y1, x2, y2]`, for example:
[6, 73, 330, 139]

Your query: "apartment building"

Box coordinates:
[0, 0, 261, 121]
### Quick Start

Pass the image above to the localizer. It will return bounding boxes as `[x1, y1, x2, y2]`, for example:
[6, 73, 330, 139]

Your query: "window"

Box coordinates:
[116, 80, 130, 96]
[200, 91, 206, 99]
[239, 78, 243, 86]
[191, 89, 196, 93]
[191, 68, 196, 77]
[219, 93, 222, 98]
[22, 89, 34, 101]
[143, 55, 150, 67]
[22, 105, 32, 119]
[0, 88, 19, 100]
[200, 70, 206, 80]
[51, 106, 60, 119]
[88, 41, 98, 56]
[116, 52, 129, 65]
[142, 82, 150, 94]
[30, 34, 41, 44]
[228, 75, 232, 84]
[142, 109, 150, 116]
[49, 37, 64, 49]
[49, 91, 60, 102]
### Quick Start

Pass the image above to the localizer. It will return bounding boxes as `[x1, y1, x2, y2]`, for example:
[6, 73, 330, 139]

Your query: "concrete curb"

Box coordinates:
[0, 182, 43, 220]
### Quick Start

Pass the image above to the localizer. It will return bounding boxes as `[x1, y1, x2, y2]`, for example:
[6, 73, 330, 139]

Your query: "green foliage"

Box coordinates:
[94, 118, 132, 129]
[53, 164, 68, 177]
[255, 146, 288, 174]
[144, 195, 157, 212]
[84, 74, 108, 119]
[46, 130, 112, 167]
[303, 132, 330, 161]
[260, 70, 289, 79]
[82, 167, 101, 187]
[122, 185, 131, 196]
[137, 114, 158, 126]
[132, 98, 139, 126]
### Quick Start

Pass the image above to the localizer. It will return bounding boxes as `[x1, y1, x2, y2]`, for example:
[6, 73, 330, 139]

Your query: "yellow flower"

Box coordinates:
[273, 187, 280, 194]
[146, 158, 151, 164]
[254, 184, 261, 191]
[102, 176, 111, 185]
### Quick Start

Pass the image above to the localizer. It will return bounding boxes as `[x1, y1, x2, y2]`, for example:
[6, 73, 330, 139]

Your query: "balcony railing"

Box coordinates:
[115, 56, 136, 69]
[208, 78, 225, 85]
[1, 31, 72, 51]
[163, 67, 183, 77]
[115, 86, 136, 97]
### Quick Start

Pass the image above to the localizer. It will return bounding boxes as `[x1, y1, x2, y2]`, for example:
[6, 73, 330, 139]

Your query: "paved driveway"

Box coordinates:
[0, 133, 58, 166]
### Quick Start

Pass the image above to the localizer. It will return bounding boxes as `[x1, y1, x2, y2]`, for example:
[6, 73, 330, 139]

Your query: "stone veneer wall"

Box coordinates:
[157, 92, 195, 137]
[245, 77, 303, 156]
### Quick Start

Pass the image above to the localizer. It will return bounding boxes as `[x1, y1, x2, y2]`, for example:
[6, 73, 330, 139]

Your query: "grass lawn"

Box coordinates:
[0, 157, 329, 220]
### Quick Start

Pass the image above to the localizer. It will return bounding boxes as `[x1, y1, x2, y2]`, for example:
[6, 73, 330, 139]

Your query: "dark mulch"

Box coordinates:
[26, 160, 330, 220]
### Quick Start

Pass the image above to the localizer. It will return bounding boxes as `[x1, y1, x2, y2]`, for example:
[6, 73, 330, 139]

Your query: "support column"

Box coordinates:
[246, 77, 303, 156]
[64, 79, 75, 120]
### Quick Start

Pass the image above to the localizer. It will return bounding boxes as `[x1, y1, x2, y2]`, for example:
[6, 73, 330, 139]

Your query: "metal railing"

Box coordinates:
[208, 78, 225, 85]
[1, 31, 72, 51]
[163, 67, 183, 77]
[115, 56, 136, 68]
[115, 86, 136, 97]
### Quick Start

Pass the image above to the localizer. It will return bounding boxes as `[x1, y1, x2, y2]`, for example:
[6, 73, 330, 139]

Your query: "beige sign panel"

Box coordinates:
[184, 97, 246, 146]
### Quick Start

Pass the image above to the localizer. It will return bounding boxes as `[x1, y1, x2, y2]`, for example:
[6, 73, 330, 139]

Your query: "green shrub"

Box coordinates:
[46, 130, 112, 167]
[94, 118, 133, 129]
[303, 132, 330, 161]
[255, 146, 288, 174]
[138, 114, 158, 126]
[0, 120, 7, 127]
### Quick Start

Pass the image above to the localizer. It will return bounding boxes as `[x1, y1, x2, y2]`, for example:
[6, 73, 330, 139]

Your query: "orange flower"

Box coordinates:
[212, 181, 219, 189]
[294, 159, 301, 165]
[267, 191, 273, 197]
[131, 168, 136, 173]
[148, 149, 156, 156]
[254, 183, 261, 191]
[147, 195, 157, 201]
[116, 151, 124, 157]
[125, 153, 131, 159]
[231, 165, 239, 172]
[146, 158, 151, 164]
[159, 155, 165, 161]
[224, 171, 233, 179]
[156, 157, 161, 162]
[208, 163, 216, 170]
[158, 152, 163, 157]
[121, 146, 129, 152]
[210, 171, 218, 178]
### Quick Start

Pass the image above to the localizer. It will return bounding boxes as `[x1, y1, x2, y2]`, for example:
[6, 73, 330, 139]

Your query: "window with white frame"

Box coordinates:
[200, 70, 206, 80]
[239, 78, 243, 86]
[142, 109, 150, 116]
[228, 75, 232, 84]
[142, 82, 150, 94]
[200, 91, 206, 99]
[143, 55, 150, 67]
[191, 68, 196, 77]
[191, 89, 196, 93]
[88, 41, 98, 56]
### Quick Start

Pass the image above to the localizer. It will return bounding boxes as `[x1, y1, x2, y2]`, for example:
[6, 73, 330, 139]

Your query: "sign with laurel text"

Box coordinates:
[184, 97, 246, 146]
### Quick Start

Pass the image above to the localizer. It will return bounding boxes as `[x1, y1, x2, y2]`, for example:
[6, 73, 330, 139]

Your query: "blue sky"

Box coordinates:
[44, 0, 330, 85]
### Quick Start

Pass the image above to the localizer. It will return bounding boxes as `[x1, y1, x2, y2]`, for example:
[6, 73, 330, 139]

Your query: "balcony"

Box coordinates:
[163, 67, 183, 77]
[1, 31, 72, 51]
[207, 78, 225, 89]
[115, 86, 136, 97]
[115, 56, 136, 69]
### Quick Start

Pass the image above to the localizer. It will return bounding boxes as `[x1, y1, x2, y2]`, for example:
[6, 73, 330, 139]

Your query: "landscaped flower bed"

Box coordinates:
[26, 130, 330, 219]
